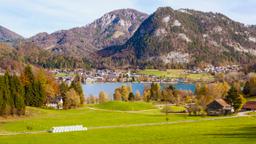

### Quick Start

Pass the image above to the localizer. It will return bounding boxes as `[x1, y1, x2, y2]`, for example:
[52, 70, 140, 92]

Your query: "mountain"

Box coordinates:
[99, 7, 256, 69]
[28, 9, 148, 59]
[0, 26, 23, 42]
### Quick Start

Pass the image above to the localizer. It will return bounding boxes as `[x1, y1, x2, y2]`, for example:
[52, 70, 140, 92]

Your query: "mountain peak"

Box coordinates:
[0, 26, 23, 42]
[28, 8, 148, 59]
[156, 7, 174, 12]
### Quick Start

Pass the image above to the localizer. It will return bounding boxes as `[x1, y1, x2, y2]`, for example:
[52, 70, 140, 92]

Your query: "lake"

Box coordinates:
[83, 82, 195, 99]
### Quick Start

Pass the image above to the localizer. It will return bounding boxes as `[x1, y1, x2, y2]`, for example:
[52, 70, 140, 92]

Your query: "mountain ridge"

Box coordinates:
[0, 25, 23, 42]
[28, 8, 148, 59]
[98, 7, 256, 69]
[1, 7, 256, 70]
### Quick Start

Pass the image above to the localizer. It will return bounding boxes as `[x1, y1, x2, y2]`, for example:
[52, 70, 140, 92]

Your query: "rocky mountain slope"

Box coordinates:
[0, 26, 23, 42]
[28, 9, 148, 58]
[99, 7, 256, 69]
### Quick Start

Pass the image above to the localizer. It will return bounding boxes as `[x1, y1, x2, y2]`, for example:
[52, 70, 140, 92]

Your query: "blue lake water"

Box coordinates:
[83, 82, 195, 99]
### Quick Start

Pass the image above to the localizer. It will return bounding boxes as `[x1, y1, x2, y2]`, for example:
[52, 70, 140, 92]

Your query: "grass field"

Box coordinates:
[54, 72, 75, 77]
[0, 106, 255, 144]
[161, 105, 187, 113]
[94, 101, 156, 111]
[246, 96, 256, 101]
[138, 69, 214, 81]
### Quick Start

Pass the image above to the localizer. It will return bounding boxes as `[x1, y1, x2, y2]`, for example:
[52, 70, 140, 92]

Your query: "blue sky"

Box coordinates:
[1, 0, 256, 37]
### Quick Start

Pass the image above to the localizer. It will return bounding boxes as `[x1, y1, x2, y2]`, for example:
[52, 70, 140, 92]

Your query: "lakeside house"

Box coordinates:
[206, 99, 233, 116]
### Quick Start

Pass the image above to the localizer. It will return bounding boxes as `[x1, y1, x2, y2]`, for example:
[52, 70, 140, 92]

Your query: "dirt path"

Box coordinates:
[88, 114, 249, 130]
[237, 111, 252, 117]
[0, 130, 47, 136]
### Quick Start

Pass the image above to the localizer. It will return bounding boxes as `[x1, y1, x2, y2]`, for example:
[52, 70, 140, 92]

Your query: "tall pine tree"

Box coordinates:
[70, 75, 84, 105]
[21, 65, 46, 107]
[0, 72, 25, 116]
[226, 85, 246, 112]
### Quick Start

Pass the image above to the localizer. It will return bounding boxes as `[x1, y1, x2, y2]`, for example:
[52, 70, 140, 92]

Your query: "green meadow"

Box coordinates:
[138, 69, 214, 81]
[0, 104, 255, 144]
[94, 101, 156, 111]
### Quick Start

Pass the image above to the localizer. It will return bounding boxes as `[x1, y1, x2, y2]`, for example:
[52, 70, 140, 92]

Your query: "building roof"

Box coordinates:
[212, 99, 231, 107]
[243, 101, 256, 110]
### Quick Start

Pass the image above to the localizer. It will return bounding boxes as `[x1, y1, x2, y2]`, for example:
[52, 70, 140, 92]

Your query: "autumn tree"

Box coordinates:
[243, 74, 256, 97]
[195, 84, 212, 109]
[35, 68, 59, 103]
[150, 83, 161, 101]
[113, 85, 132, 101]
[113, 89, 122, 101]
[63, 89, 81, 109]
[99, 91, 109, 104]
[195, 82, 230, 109]
[161, 85, 176, 103]
[87, 95, 98, 104]
[70, 75, 84, 105]
[21, 65, 46, 107]
[143, 89, 151, 102]
[120, 85, 131, 101]
[135, 90, 142, 101]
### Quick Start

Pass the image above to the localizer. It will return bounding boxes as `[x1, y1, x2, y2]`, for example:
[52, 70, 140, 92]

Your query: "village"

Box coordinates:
[50, 64, 241, 84]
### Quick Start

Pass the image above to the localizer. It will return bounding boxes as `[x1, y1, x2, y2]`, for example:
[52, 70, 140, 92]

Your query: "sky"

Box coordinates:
[0, 0, 256, 38]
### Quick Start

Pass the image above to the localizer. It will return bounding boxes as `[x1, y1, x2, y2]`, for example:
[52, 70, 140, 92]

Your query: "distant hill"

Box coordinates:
[28, 9, 148, 59]
[0, 26, 23, 42]
[99, 7, 256, 69]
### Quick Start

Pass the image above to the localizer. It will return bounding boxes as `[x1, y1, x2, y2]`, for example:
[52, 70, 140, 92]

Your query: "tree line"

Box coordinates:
[0, 72, 25, 115]
[107, 81, 250, 116]
[0, 65, 85, 116]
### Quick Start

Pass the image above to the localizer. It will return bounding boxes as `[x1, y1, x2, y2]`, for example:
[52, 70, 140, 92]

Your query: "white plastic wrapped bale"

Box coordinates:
[51, 125, 87, 133]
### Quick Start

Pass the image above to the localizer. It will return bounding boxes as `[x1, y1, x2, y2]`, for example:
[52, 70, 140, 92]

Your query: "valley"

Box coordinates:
[1, 2, 256, 144]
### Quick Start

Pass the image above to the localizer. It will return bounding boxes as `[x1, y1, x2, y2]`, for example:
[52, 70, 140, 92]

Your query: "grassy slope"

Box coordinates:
[94, 101, 156, 111]
[1, 117, 256, 144]
[138, 69, 214, 81]
[0, 107, 196, 133]
[0, 107, 255, 144]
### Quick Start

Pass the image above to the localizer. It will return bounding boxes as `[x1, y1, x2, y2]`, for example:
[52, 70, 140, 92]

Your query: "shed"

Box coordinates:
[206, 99, 232, 116]
[242, 101, 256, 111]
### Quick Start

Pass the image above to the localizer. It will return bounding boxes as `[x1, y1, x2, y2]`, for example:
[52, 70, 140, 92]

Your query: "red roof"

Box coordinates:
[243, 101, 256, 110]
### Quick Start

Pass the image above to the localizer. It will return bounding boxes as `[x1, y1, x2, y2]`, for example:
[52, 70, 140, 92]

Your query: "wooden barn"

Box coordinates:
[206, 99, 232, 116]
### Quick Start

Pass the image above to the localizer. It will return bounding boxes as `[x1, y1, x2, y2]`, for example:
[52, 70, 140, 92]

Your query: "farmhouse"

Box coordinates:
[46, 97, 63, 109]
[242, 101, 256, 111]
[206, 99, 232, 116]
